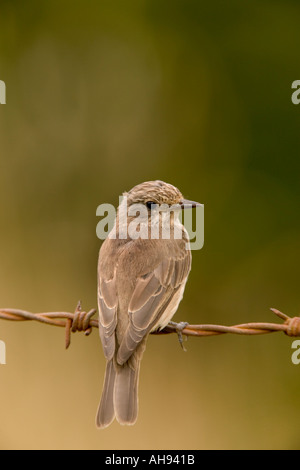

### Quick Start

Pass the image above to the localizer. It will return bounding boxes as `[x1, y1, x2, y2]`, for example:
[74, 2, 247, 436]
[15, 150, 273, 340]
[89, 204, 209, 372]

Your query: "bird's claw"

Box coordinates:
[168, 321, 189, 351]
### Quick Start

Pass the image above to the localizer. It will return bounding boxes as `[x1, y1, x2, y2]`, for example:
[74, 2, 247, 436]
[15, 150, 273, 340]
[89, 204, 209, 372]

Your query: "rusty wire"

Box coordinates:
[0, 302, 300, 349]
[0, 301, 98, 349]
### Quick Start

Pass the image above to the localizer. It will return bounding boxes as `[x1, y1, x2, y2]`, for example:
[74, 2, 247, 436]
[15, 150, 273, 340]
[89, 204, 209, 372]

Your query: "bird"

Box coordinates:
[96, 180, 201, 428]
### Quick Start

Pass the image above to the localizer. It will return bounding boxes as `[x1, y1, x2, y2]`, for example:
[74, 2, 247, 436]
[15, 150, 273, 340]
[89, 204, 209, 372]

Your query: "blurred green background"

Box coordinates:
[0, 0, 300, 450]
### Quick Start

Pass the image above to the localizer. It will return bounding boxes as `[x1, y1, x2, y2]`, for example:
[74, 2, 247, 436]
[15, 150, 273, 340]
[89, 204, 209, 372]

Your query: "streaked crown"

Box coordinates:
[125, 180, 183, 206]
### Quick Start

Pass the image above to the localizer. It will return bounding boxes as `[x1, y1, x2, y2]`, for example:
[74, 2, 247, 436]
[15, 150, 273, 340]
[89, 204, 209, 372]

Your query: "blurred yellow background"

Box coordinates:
[0, 0, 300, 450]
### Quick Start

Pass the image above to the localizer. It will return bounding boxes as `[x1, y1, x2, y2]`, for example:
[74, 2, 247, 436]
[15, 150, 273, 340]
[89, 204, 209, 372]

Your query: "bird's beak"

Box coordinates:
[180, 199, 203, 209]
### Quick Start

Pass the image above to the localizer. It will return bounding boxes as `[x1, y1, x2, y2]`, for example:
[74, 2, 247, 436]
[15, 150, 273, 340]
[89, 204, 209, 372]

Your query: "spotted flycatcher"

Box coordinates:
[96, 180, 201, 428]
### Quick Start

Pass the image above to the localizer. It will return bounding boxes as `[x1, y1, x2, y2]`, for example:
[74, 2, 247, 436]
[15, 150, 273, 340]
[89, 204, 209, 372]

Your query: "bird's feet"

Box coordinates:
[168, 321, 189, 351]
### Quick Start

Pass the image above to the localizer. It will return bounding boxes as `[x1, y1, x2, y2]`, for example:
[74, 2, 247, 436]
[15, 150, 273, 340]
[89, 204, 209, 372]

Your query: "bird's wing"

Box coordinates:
[98, 273, 118, 360]
[117, 251, 191, 365]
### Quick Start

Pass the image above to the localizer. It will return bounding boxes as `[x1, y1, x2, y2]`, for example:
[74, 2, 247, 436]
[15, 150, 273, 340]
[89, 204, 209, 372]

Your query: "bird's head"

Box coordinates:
[124, 180, 201, 211]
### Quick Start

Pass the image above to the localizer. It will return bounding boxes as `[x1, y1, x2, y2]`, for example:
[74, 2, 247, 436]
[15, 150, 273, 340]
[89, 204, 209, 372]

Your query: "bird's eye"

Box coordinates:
[146, 201, 156, 210]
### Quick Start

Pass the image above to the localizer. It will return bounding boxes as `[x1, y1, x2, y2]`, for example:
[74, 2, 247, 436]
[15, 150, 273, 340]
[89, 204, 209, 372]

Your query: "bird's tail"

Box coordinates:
[96, 359, 140, 429]
[96, 359, 116, 429]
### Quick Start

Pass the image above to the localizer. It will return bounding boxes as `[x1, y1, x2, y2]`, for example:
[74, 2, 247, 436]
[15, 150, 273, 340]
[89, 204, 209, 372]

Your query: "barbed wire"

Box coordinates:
[0, 302, 299, 349]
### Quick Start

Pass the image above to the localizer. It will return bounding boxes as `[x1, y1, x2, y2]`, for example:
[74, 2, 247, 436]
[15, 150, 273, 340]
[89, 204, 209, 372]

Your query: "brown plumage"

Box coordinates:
[96, 180, 200, 428]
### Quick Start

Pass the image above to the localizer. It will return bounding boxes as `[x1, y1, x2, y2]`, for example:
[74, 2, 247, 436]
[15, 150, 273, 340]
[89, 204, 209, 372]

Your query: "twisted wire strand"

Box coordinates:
[0, 304, 299, 348]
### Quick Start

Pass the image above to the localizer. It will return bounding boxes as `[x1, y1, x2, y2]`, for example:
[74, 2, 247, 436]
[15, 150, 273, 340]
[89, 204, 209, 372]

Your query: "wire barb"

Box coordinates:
[0, 303, 98, 349]
[64, 301, 97, 349]
[0, 305, 299, 348]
